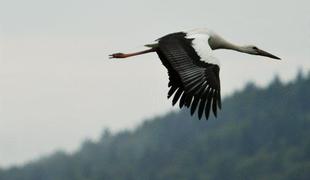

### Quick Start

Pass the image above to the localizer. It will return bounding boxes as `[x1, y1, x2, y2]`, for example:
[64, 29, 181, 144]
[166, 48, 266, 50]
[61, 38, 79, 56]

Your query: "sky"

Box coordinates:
[0, 0, 309, 168]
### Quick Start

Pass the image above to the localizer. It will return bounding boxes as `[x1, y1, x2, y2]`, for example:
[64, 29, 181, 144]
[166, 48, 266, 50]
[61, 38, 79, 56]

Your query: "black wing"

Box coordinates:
[156, 32, 221, 120]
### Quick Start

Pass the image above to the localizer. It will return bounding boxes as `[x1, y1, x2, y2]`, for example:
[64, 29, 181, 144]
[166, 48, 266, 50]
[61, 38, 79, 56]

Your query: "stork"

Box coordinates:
[110, 28, 281, 120]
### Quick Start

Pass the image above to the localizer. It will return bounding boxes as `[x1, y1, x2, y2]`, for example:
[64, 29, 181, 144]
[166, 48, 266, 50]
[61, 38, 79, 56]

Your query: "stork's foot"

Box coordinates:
[109, 53, 126, 59]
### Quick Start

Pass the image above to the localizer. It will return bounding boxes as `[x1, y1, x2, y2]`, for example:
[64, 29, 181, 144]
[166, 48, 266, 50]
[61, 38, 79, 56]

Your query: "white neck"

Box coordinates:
[219, 41, 252, 54]
[186, 28, 253, 54]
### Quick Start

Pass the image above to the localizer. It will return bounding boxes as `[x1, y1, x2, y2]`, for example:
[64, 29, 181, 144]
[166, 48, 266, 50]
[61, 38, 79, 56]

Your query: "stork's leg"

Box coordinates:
[109, 48, 156, 59]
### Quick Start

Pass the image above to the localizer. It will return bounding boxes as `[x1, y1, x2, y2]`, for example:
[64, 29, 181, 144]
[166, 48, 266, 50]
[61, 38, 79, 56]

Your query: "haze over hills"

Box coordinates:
[0, 72, 310, 180]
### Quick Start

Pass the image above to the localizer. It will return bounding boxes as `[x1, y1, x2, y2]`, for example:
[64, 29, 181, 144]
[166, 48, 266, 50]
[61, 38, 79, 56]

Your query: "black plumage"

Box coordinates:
[156, 32, 221, 119]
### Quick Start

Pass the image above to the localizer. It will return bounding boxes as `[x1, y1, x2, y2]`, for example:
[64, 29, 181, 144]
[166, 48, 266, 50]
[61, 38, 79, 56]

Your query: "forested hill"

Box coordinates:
[1, 73, 310, 180]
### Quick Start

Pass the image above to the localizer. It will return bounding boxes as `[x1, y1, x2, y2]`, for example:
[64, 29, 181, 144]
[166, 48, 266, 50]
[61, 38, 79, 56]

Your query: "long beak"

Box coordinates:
[258, 49, 281, 60]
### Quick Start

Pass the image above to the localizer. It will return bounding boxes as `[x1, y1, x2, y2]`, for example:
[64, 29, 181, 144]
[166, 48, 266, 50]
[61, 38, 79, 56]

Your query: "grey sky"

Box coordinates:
[0, 0, 309, 167]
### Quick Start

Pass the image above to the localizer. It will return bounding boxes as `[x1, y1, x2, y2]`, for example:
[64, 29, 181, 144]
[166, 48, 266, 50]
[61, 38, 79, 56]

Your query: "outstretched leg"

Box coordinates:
[109, 48, 156, 59]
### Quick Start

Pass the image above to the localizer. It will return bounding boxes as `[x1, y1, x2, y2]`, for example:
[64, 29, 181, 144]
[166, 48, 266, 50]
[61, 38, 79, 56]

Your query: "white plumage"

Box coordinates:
[186, 30, 220, 66]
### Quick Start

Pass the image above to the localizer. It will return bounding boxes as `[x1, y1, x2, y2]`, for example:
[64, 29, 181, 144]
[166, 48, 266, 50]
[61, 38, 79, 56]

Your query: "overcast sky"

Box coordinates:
[0, 0, 309, 168]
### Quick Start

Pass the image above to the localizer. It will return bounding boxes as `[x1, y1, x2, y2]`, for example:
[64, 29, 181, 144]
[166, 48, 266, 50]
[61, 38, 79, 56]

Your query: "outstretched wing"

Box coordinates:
[156, 32, 221, 119]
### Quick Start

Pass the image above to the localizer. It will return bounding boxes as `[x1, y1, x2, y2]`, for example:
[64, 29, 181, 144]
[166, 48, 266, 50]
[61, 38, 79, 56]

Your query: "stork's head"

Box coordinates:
[243, 45, 281, 60]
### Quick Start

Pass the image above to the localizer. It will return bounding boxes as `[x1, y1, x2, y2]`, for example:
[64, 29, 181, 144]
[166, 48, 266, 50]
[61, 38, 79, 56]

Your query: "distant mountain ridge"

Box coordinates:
[1, 72, 310, 180]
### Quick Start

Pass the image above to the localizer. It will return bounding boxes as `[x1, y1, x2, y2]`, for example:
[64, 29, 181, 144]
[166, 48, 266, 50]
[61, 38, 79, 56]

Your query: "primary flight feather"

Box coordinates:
[110, 28, 281, 120]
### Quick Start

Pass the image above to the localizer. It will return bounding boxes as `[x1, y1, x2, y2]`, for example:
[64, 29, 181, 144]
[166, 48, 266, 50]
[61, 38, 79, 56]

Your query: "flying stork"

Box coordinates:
[110, 28, 281, 120]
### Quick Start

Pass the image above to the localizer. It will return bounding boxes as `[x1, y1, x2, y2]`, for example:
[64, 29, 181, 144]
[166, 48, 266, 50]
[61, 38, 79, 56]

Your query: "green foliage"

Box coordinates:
[1, 72, 310, 180]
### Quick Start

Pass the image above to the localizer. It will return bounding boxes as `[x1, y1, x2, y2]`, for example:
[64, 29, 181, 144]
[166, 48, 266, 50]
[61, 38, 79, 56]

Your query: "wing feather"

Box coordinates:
[172, 88, 183, 105]
[168, 86, 178, 98]
[156, 32, 221, 119]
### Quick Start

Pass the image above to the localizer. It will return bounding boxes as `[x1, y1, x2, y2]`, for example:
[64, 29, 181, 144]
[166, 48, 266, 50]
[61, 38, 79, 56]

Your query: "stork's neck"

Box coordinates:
[216, 39, 251, 54]
[223, 43, 248, 52]
[187, 29, 252, 54]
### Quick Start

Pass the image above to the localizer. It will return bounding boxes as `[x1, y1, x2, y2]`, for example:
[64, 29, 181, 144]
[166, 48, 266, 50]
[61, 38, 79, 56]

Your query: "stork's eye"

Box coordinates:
[252, 47, 258, 50]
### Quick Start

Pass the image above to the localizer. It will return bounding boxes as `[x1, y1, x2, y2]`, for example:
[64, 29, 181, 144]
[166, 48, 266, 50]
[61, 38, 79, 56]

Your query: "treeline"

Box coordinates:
[1, 72, 310, 180]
